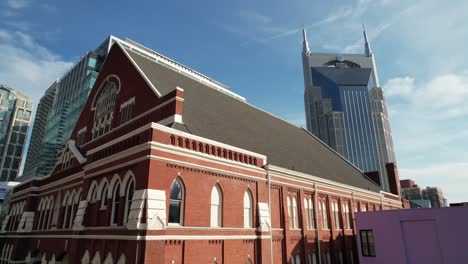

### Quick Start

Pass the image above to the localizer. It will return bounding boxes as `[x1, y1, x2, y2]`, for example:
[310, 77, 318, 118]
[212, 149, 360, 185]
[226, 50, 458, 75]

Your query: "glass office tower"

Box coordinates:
[23, 36, 127, 178]
[302, 28, 395, 191]
[0, 84, 33, 181]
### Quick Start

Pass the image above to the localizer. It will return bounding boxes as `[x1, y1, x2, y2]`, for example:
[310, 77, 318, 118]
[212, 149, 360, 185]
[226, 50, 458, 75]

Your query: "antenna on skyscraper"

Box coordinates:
[363, 24, 372, 56]
[302, 26, 310, 55]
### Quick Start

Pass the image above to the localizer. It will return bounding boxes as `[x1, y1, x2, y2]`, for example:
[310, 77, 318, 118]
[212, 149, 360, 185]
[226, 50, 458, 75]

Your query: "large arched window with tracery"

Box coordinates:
[93, 82, 117, 139]
[168, 178, 184, 224]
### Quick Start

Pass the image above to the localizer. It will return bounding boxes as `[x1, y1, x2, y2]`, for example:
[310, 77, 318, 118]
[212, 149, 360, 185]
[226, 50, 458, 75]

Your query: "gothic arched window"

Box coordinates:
[111, 183, 121, 225]
[243, 189, 253, 228]
[124, 180, 135, 224]
[210, 185, 222, 227]
[168, 178, 184, 224]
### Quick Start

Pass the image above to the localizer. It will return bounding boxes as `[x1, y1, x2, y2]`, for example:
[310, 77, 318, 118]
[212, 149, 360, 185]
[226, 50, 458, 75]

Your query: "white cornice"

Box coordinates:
[0, 234, 270, 241]
[265, 164, 396, 202]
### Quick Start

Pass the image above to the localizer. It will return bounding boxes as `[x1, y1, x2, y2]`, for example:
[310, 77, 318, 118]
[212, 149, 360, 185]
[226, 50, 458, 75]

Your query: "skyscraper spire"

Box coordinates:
[302, 27, 310, 55]
[363, 24, 372, 56]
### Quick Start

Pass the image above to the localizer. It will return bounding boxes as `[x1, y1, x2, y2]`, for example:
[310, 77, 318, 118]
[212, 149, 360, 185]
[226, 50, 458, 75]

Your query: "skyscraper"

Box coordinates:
[302, 27, 395, 191]
[0, 84, 33, 181]
[23, 36, 133, 178]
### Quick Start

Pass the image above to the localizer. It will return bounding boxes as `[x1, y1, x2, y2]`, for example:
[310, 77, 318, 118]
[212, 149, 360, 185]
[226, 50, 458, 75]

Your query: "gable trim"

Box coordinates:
[117, 42, 162, 97]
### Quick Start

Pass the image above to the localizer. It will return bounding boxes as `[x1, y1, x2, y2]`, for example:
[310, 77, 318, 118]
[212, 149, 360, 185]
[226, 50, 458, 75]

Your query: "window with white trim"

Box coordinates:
[342, 202, 351, 229]
[361, 204, 367, 212]
[287, 196, 292, 229]
[210, 185, 222, 227]
[76, 128, 87, 147]
[243, 189, 253, 228]
[124, 180, 135, 224]
[101, 183, 109, 209]
[332, 201, 340, 229]
[62, 151, 72, 170]
[93, 82, 117, 139]
[111, 183, 121, 225]
[304, 197, 315, 229]
[292, 197, 298, 229]
[168, 178, 184, 224]
[120, 98, 135, 124]
[319, 199, 329, 229]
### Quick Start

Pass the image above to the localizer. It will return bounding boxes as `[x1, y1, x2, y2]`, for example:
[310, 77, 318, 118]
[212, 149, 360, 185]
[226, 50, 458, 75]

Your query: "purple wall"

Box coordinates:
[355, 207, 468, 264]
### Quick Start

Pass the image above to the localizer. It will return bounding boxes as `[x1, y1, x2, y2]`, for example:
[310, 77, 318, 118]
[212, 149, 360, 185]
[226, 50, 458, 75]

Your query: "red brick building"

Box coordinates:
[0, 40, 402, 264]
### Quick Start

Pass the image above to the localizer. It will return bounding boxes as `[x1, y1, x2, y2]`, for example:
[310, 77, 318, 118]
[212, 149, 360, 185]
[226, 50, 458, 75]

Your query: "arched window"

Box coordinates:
[63, 193, 74, 229]
[287, 196, 292, 229]
[296, 255, 300, 264]
[210, 185, 222, 227]
[307, 197, 315, 229]
[91, 251, 101, 264]
[311, 253, 317, 264]
[46, 197, 54, 229]
[320, 199, 329, 229]
[111, 183, 121, 225]
[304, 198, 309, 229]
[101, 183, 109, 208]
[52, 193, 61, 227]
[81, 250, 90, 264]
[103, 252, 113, 264]
[289, 257, 295, 264]
[124, 180, 135, 224]
[243, 190, 253, 228]
[168, 178, 184, 224]
[68, 192, 78, 228]
[117, 254, 125, 264]
[93, 82, 117, 139]
[292, 197, 298, 228]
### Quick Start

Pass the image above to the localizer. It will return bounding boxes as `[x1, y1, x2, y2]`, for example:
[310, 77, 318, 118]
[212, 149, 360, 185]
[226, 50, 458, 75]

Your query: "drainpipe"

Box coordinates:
[268, 170, 273, 264]
[314, 184, 321, 264]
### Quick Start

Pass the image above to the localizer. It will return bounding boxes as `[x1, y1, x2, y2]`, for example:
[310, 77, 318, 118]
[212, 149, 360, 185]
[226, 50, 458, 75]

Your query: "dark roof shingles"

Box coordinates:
[126, 48, 381, 192]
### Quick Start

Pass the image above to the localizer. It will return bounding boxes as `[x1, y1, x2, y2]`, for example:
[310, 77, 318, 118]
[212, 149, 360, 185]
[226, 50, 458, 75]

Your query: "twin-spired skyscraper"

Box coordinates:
[302, 28, 396, 191]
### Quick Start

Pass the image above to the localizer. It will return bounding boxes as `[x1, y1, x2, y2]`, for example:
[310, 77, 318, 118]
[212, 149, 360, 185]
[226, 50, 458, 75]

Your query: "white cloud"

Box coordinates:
[0, 30, 73, 103]
[386, 72, 468, 119]
[6, 0, 29, 9]
[384, 76, 415, 97]
[385, 71, 468, 202]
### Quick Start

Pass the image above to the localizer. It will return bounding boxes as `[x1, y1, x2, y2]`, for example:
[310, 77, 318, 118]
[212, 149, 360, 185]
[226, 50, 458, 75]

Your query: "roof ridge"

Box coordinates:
[121, 44, 246, 101]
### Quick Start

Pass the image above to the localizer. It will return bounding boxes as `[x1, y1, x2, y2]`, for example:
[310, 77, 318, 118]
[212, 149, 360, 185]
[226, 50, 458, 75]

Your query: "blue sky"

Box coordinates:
[1, 0, 468, 202]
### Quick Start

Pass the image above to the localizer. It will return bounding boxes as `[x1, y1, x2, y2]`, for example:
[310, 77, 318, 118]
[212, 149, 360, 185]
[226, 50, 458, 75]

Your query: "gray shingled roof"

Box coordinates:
[312, 67, 372, 86]
[125, 47, 381, 192]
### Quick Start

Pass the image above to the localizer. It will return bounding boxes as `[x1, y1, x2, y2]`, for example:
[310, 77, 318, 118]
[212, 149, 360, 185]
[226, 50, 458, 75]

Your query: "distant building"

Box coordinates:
[423, 187, 447, 208]
[302, 27, 395, 191]
[355, 207, 468, 264]
[450, 202, 468, 207]
[0, 84, 33, 181]
[0, 182, 20, 214]
[400, 179, 448, 208]
[22, 81, 58, 179]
